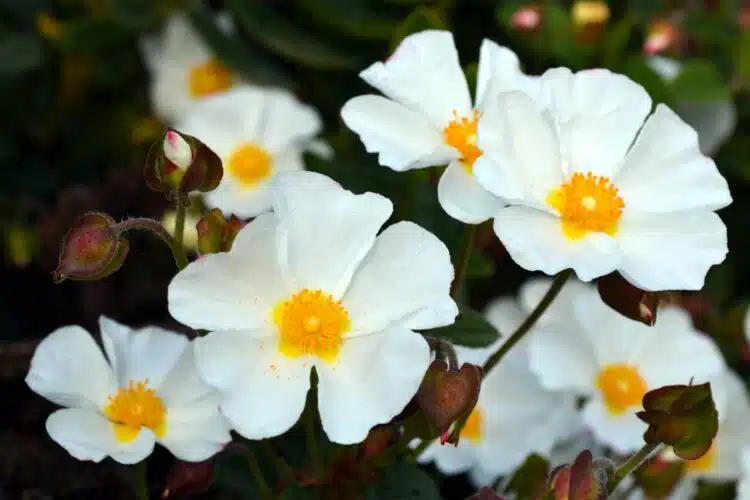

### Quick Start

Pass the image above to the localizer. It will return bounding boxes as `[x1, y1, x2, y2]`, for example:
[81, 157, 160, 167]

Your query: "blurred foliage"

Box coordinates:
[3, 0, 750, 498]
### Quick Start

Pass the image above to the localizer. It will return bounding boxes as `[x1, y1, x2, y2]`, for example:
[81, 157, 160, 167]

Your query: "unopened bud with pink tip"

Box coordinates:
[53, 213, 129, 283]
[511, 6, 542, 32]
[163, 130, 194, 171]
[643, 20, 680, 55]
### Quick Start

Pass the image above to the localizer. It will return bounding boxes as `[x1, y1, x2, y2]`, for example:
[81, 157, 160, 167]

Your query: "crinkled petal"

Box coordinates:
[159, 402, 231, 462]
[437, 161, 506, 224]
[475, 40, 540, 108]
[616, 210, 728, 292]
[419, 440, 477, 475]
[539, 68, 652, 178]
[342, 221, 455, 335]
[316, 327, 430, 444]
[194, 330, 310, 440]
[527, 322, 599, 393]
[272, 171, 393, 298]
[26, 326, 116, 412]
[492, 206, 621, 282]
[483, 296, 524, 341]
[400, 295, 460, 332]
[46, 408, 156, 464]
[341, 95, 455, 171]
[582, 399, 646, 453]
[360, 30, 472, 127]
[617, 104, 731, 213]
[258, 88, 323, 154]
[475, 91, 562, 203]
[168, 213, 286, 331]
[203, 176, 274, 218]
[518, 277, 591, 326]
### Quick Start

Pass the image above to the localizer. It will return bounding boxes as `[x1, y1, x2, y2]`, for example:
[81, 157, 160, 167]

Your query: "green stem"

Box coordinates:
[112, 216, 188, 270]
[409, 439, 431, 463]
[425, 336, 459, 370]
[450, 224, 477, 299]
[481, 269, 573, 376]
[173, 201, 187, 260]
[244, 449, 273, 500]
[135, 460, 148, 500]
[305, 408, 324, 478]
[607, 442, 662, 494]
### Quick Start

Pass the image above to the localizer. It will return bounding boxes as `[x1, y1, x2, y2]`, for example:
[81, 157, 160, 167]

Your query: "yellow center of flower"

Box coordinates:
[273, 289, 351, 361]
[103, 380, 166, 443]
[227, 143, 273, 188]
[547, 172, 624, 240]
[443, 110, 482, 173]
[188, 59, 233, 98]
[596, 364, 647, 415]
[684, 444, 715, 473]
[459, 408, 483, 443]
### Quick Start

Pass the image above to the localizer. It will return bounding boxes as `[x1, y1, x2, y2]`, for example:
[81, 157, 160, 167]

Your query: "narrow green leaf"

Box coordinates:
[228, 0, 360, 70]
[671, 60, 730, 102]
[293, 0, 397, 40]
[0, 33, 44, 77]
[419, 303, 499, 347]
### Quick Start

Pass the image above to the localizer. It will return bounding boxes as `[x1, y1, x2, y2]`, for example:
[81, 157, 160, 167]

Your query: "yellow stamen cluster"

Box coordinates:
[596, 363, 647, 415]
[443, 110, 482, 173]
[104, 380, 166, 443]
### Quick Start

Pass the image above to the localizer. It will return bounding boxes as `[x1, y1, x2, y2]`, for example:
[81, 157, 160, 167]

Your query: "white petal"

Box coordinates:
[678, 99, 736, 156]
[475, 91, 562, 203]
[420, 441, 477, 475]
[157, 341, 218, 407]
[270, 170, 341, 218]
[340, 95, 455, 172]
[272, 148, 306, 175]
[195, 331, 311, 440]
[399, 295, 460, 331]
[527, 322, 599, 393]
[475, 40, 539, 108]
[582, 399, 646, 453]
[492, 206, 621, 282]
[168, 213, 286, 331]
[26, 326, 116, 412]
[159, 403, 231, 462]
[483, 296, 524, 339]
[616, 211, 728, 291]
[518, 277, 591, 326]
[617, 104, 732, 213]
[540, 68, 651, 178]
[306, 138, 334, 159]
[316, 327, 430, 444]
[360, 30, 472, 127]
[272, 172, 393, 297]
[257, 87, 323, 154]
[342, 221, 455, 334]
[150, 65, 196, 124]
[437, 161, 506, 224]
[46, 408, 155, 464]
[203, 176, 275, 219]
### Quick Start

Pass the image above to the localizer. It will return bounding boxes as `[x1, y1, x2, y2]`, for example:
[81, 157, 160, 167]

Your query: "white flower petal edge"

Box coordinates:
[26, 318, 230, 464]
[476, 68, 731, 289]
[174, 170, 456, 444]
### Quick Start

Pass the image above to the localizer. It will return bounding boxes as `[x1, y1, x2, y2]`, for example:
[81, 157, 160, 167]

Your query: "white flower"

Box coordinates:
[418, 294, 578, 486]
[474, 67, 731, 290]
[25, 317, 231, 464]
[528, 283, 727, 453]
[648, 56, 737, 156]
[167, 170, 458, 445]
[341, 30, 538, 224]
[738, 447, 750, 500]
[142, 12, 236, 123]
[174, 84, 329, 218]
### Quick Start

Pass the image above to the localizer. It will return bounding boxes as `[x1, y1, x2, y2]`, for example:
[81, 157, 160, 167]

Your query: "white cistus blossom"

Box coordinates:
[474, 67, 731, 290]
[26, 317, 231, 464]
[341, 30, 539, 224]
[168, 171, 458, 445]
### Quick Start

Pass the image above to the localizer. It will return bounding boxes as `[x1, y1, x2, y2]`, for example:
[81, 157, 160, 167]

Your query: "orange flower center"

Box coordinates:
[547, 172, 624, 240]
[227, 143, 273, 188]
[273, 289, 351, 361]
[443, 110, 482, 173]
[596, 364, 647, 415]
[104, 380, 166, 443]
[459, 407, 483, 442]
[188, 59, 233, 98]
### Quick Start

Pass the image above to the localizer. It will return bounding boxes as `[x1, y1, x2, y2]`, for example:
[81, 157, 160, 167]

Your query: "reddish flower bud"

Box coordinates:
[511, 6, 542, 32]
[468, 487, 507, 500]
[145, 129, 223, 199]
[643, 20, 680, 55]
[53, 213, 128, 283]
[415, 360, 482, 443]
[597, 272, 661, 326]
[162, 459, 214, 498]
[196, 208, 246, 255]
[362, 426, 397, 459]
[549, 450, 607, 500]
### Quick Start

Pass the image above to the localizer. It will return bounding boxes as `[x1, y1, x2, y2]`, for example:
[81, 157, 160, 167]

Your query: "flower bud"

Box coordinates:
[415, 360, 482, 443]
[597, 272, 660, 326]
[643, 20, 680, 56]
[468, 487, 507, 500]
[145, 129, 223, 199]
[549, 450, 607, 500]
[511, 6, 542, 32]
[162, 459, 214, 498]
[196, 208, 246, 255]
[53, 213, 128, 283]
[362, 426, 397, 460]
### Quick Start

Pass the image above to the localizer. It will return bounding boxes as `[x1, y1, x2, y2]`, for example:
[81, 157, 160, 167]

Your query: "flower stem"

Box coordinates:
[409, 439, 431, 462]
[111, 216, 188, 270]
[305, 407, 324, 478]
[173, 201, 187, 260]
[244, 448, 273, 500]
[481, 269, 573, 376]
[425, 336, 459, 370]
[607, 442, 662, 494]
[450, 224, 477, 299]
[135, 460, 148, 500]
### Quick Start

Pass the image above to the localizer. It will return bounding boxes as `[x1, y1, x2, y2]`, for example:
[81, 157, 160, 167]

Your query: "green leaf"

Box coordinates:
[503, 454, 550, 499]
[466, 251, 495, 280]
[601, 15, 636, 70]
[737, 30, 750, 86]
[110, 0, 159, 30]
[59, 19, 130, 54]
[419, 303, 499, 347]
[228, 0, 360, 70]
[390, 6, 447, 52]
[293, 0, 397, 40]
[279, 485, 323, 499]
[361, 461, 441, 499]
[670, 60, 730, 102]
[0, 33, 44, 77]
